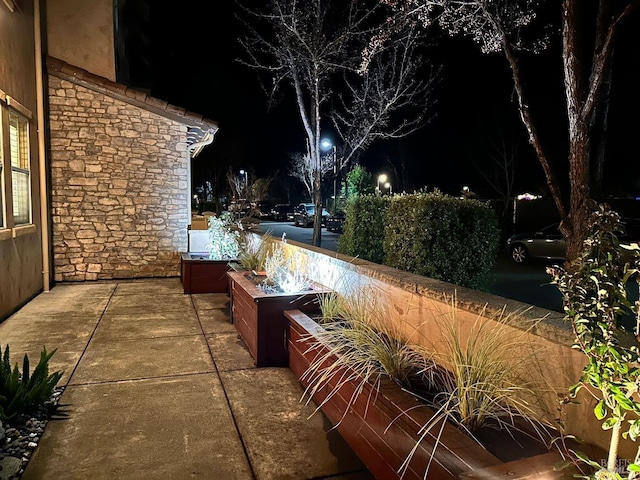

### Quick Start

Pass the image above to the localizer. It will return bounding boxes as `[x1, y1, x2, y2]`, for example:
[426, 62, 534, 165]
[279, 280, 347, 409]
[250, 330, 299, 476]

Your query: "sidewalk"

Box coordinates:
[0, 278, 372, 479]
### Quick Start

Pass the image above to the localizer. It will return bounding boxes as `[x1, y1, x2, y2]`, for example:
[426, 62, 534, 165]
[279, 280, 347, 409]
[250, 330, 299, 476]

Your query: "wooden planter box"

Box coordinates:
[227, 271, 331, 367]
[180, 253, 233, 294]
[285, 309, 570, 480]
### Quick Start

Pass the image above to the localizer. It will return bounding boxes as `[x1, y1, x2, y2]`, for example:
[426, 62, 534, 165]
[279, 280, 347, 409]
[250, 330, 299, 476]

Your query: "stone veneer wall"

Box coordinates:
[48, 76, 189, 281]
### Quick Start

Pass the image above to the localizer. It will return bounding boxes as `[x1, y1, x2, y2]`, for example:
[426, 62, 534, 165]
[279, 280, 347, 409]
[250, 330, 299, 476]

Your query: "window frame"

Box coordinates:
[9, 110, 31, 226]
[0, 90, 34, 235]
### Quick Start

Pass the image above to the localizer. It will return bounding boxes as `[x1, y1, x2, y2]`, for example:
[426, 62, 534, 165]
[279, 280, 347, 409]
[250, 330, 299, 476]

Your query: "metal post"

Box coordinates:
[332, 146, 337, 212]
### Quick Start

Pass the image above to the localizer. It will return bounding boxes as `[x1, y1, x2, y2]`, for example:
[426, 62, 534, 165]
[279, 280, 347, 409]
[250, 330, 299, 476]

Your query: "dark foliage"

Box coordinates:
[0, 345, 63, 420]
[338, 195, 391, 264]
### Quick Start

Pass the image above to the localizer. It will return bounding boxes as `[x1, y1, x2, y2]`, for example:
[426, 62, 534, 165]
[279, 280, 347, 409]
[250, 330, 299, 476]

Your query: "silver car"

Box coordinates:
[507, 218, 640, 263]
[507, 223, 565, 263]
[293, 203, 330, 227]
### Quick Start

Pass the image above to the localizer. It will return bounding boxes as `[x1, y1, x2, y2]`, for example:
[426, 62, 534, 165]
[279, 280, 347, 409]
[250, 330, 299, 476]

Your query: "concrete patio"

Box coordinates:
[0, 278, 372, 479]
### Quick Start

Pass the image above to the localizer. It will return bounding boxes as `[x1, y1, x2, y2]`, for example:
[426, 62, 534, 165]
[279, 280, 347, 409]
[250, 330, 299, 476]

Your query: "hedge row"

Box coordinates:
[337, 192, 499, 290]
[338, 195, 390, 265]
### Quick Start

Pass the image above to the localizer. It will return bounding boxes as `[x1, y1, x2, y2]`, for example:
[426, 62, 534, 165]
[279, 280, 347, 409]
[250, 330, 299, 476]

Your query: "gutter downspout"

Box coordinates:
[34, 0, 51, 291]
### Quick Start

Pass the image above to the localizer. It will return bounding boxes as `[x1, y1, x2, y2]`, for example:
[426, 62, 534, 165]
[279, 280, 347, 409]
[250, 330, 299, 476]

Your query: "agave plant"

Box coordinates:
[0, 344, 63, 420]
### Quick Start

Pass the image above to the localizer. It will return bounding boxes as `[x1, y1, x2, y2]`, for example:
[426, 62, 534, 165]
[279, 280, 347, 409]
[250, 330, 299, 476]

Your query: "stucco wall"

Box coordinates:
[267, 235, 635, 460]
[46, 0, 115, 81]
[0, 0, 45, 321]
[48, 75, 189, 281]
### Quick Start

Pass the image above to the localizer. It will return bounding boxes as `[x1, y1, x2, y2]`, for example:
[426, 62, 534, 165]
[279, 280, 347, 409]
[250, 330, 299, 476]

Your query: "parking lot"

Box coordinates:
[259, 220, 341, 253]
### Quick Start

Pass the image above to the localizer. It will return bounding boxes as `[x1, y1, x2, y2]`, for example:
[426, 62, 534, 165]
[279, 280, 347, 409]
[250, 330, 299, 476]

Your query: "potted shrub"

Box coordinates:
[228, 237, 331, 367]
[548, 205, 640, 479]
[285, 284, 567, 479]
[181, 213, 239, 294]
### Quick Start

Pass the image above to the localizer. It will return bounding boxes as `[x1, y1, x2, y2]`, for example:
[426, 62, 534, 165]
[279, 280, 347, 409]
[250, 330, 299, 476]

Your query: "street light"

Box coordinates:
[384, 182, 392, 194]
[377, 174, 388, 193]
[239, 169, 248, 194]
[321, 138, 338, 212]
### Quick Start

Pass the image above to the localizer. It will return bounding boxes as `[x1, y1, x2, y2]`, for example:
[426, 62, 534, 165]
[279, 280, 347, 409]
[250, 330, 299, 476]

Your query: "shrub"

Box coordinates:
[345, 164, 375, 197]
[235, 230, 275, 272]
[302, 283, 439, 423]
[337, 195, 391, 264]
[339, 191, 499, 290]
[383, 192, 499, 290]
[383, 193, 436, 277]
[548, 205, 640, 478]
[205, 212, 239, 260]
[0, 345, 63, 420]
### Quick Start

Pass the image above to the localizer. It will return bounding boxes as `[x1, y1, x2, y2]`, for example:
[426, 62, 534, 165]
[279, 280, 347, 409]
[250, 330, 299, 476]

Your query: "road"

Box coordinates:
[259, 219, 564, 312]
[258, 221, 341, 253]
[489, 253, 563, 312]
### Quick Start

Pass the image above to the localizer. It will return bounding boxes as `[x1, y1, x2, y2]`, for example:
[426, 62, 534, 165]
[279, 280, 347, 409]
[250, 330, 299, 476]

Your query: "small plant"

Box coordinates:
[205, 212, 240, 260]
[315, 291, 346, 324]
[396, 298, 555, 478]
[304, 282, 555, 478]
[301, 283, 438, 423]
[263, 237, 314, 294]
[235, 229, 274, 272]
[263, 236, 288, 279]
[0, 345, 63, 420]
[430, 301, 547, 433]
[548, 205, 640, 479]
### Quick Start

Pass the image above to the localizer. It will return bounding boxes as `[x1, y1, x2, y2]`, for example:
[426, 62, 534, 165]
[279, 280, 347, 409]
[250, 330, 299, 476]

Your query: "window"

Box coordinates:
[9, 111, 30, 225]
[0, 93, 32, 233]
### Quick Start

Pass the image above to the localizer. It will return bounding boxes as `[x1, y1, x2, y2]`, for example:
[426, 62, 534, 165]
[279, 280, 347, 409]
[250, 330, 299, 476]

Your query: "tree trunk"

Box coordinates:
[562, 123, 591, 268]
[560, 0, 593, 269]
[312, 168, 322, 247]
[497, 0, 633, 267]
[590, 63, 612, 197]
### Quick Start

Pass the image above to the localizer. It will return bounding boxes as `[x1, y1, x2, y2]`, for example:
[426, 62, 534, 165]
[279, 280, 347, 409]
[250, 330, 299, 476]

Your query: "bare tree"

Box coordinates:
[380, 0, 635, 266]
[226, 168, 275, 217]
[333, 27, 440, 169]
[226, 168, 245, 201]
[288, 151, 333, 202]
[238, 0, 438, 246]
[470, 124, 523, 218]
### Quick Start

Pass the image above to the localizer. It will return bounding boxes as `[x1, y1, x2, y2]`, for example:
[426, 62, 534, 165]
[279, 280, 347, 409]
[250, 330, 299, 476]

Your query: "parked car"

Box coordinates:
[507, 223, 564, 263]
[326, 210, 346, 233]
[251, 201, 273, 219]
[270, 204, 294, 221]
[293, 203, 330, 227]
[507, 218, 640, 264]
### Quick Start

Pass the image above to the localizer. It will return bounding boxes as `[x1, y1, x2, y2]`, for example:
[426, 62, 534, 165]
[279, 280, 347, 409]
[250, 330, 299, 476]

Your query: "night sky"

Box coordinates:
[142, 1, 640, 203]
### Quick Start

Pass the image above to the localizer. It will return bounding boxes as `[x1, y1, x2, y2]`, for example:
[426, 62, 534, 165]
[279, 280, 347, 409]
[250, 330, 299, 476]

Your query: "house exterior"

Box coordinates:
[47, 58, 217, 281]
[0, 0, 48, 320]
[0, 0, 218, 320]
